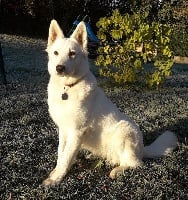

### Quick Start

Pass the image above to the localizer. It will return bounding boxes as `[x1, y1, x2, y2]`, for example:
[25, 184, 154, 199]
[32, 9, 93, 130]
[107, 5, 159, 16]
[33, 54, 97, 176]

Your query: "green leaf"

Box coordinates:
[134, 59, 142, 69]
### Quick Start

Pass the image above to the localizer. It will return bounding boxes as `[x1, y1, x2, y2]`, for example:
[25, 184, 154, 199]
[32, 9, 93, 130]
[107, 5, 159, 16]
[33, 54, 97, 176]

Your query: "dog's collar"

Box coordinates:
[64, 76, 83, 88]
[64, 82, 76, 88]
[62, 76, 84, 100]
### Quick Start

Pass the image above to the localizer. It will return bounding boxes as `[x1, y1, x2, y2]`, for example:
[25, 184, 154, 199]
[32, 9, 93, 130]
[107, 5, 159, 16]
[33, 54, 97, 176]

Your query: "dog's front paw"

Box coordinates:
[42, 168, 63, 187]
[42, 177, 59, 187]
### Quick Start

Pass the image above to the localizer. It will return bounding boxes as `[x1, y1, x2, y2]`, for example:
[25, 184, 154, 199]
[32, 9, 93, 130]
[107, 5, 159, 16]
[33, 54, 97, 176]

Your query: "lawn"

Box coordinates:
[0, 34, 187, 199]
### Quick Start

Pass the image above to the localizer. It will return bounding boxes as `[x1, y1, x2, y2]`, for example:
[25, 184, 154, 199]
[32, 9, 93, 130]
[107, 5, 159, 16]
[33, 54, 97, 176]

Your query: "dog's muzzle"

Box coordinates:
[56, 65, 66, 74]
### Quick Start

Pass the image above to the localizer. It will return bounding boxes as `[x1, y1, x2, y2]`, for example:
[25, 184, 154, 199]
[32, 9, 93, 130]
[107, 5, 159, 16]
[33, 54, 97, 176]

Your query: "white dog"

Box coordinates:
[43, 20, 178, 186]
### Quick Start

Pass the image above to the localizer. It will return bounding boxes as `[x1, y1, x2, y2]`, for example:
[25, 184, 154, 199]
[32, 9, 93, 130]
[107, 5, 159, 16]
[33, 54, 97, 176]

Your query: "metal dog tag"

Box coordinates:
[62, 93, 68, 100]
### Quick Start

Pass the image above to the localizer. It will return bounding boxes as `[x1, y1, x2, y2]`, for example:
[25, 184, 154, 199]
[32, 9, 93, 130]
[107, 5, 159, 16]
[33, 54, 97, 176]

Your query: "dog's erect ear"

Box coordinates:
[70, 22, 87, 52]
[47, 20, 64, 50]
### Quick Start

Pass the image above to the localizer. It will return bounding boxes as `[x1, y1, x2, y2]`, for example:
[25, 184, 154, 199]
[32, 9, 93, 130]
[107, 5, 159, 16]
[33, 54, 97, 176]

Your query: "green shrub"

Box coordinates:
[171, 25, 188, 57]
[95, 9, 174, 87]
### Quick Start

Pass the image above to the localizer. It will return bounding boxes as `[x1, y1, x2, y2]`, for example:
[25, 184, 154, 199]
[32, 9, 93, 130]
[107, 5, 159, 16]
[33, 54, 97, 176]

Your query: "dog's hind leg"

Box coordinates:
[109, 165, 129, 179]
[109, 144, 143, 179]
[109, 156, 143, 179]
[109, 121, 143, 179]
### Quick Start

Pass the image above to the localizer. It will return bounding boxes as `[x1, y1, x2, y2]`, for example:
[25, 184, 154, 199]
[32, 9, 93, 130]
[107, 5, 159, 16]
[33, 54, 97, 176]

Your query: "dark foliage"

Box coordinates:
[0, 0, 110, 37]
[0, 42, 7, 84]
[0, 0, 187, 56]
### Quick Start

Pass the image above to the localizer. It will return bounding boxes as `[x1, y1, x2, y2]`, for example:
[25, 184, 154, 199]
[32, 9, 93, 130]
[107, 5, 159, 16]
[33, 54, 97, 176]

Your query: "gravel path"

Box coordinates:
[0, 34, 187, 199]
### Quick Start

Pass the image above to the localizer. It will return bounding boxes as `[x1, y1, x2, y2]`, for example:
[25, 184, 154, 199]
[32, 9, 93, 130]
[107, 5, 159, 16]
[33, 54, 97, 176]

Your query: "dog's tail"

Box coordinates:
[143, 131, 178, 158]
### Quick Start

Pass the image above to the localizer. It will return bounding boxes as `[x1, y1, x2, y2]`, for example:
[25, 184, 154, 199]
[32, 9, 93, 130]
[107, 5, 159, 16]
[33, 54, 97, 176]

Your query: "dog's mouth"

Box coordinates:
[57, 72, 66, 76]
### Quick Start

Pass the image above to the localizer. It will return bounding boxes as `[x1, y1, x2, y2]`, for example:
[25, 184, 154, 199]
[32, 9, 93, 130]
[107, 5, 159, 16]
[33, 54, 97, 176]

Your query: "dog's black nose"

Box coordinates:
[56, 65, 66, 74]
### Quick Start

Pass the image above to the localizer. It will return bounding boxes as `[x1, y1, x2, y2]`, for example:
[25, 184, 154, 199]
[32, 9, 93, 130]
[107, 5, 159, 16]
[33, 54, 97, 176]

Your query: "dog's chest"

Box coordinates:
[48, 83, 89, 127]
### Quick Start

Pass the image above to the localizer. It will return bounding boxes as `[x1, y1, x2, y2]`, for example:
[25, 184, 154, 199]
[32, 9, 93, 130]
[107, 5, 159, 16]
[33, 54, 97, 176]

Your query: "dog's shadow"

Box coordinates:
[143, 117, 188, 145]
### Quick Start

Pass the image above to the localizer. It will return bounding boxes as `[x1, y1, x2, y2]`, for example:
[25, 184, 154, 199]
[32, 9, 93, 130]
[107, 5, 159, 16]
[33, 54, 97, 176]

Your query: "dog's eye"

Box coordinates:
[54, 51, 59, 56]
[68, 50, 76, 58]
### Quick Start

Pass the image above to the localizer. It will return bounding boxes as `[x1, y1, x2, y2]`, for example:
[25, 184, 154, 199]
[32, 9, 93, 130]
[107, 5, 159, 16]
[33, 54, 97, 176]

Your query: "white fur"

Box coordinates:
[43, 20, 178, 186]
[144, 131, 178, 158]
